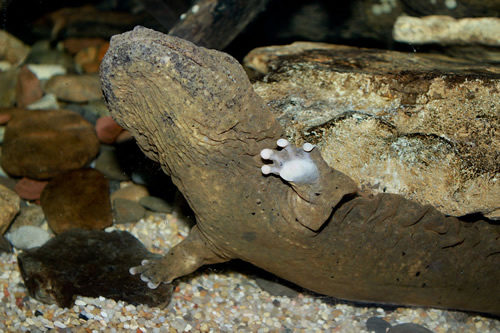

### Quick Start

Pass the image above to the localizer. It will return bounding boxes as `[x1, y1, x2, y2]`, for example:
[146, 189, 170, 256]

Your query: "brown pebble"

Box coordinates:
[75, 43, 109, 73]
[111, 184, 149, 203]
[15, 65, 43, 108]
[1, 109, 100, 179]
[0, 113, 11, 125]
[63, 37, 108, 55]
[95, 116, 123, 144]
[40, 168, 112, 234]
[14, 178, 48, 201]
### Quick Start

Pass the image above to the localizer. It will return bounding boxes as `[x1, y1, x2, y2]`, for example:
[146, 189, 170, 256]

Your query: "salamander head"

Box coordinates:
[100, 26, 279, 155]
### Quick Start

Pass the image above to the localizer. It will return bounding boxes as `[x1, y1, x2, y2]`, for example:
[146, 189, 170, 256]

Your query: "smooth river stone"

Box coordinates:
[1, 109, 100, 179]
[40, 168, 112, 234]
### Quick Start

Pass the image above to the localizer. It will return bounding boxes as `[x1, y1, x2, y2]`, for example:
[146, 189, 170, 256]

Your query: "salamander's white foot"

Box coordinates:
[260, 139, 319, 184]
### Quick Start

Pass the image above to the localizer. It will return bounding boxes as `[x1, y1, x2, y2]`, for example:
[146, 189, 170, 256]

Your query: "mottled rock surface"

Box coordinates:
[1, 109, 100, 179]
[40, 169, 112, 234]
[244, 42, 499, 219]
[17, 229, 173, 308]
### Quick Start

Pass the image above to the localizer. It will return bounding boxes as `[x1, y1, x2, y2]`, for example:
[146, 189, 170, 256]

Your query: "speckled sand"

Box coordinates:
[1, 213, 499, 332]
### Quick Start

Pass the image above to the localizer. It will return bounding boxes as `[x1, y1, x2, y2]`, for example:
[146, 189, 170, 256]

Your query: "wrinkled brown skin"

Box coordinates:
[100, 27, 500, 315]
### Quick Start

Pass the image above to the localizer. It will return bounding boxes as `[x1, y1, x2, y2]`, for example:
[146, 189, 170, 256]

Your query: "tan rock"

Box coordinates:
[44, 73, 102, 102]
[0, 30, 30, 67]
[110, 183, 149, 203]
[0, 183, 20, 235]
[394, 15, 500, 46]
[244, 42, 499, 218]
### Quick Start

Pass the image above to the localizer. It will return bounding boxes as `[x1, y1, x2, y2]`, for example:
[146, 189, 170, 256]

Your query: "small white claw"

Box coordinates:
[261, 165, 272, 175]
[302, 142, 314, 152]
[141, 259, 149, 266]
[260, 148, 273, 160]
[129, 267, 138, 275]
[147, 281, 160, 289]
[277, 138, 289, 148]
[140, 274, 150, 282]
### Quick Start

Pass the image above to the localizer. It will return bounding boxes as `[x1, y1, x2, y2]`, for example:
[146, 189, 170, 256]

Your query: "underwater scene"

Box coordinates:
[0, 0, 499, 332]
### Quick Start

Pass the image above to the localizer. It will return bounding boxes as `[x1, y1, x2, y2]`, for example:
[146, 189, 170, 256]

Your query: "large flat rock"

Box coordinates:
[244, 42, 499, 219]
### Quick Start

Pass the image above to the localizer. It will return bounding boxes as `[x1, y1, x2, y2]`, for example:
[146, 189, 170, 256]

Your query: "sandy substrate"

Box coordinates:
[1, 213, 499, 332]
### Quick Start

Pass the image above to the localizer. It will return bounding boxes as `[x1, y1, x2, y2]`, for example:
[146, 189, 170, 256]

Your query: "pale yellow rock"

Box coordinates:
[110, 183, 149, 203]
[0, 184, 21, 235]
[393, 15, 500, 46]
[0, 30, 30, 67]
[245, 42, 500, 218]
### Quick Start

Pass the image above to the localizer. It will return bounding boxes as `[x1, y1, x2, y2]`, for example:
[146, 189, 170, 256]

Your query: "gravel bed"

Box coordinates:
[1, 213, 498, 332]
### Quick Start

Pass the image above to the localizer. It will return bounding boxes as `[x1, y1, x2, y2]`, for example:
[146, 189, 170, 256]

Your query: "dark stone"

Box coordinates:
[139, 196, 173, 213]
[254, 277, 299, 298]
[0, 235, 13, 253]
[40, 169, 112, 234]
[94, 147, 129, 181]
[17, 229, 173, 308]
[366, 317, 434, 333]
[389, 323, 434, 333]
[0, 176, 17, 191]
[366, 317, 391, 333]
[112, 198, 146, 224]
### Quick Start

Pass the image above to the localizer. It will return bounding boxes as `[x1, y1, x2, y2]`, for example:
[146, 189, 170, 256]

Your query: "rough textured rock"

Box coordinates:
[0, 184, 20, 235]
[1, 109, 100, 179]
[243, 42, 499, 219]
[100, 27, 499, 315]
[394, 15, 500, 46]
[44, 74, 102, 102]
[17, 229, 173, 308]
[40, 169, 112, 234]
